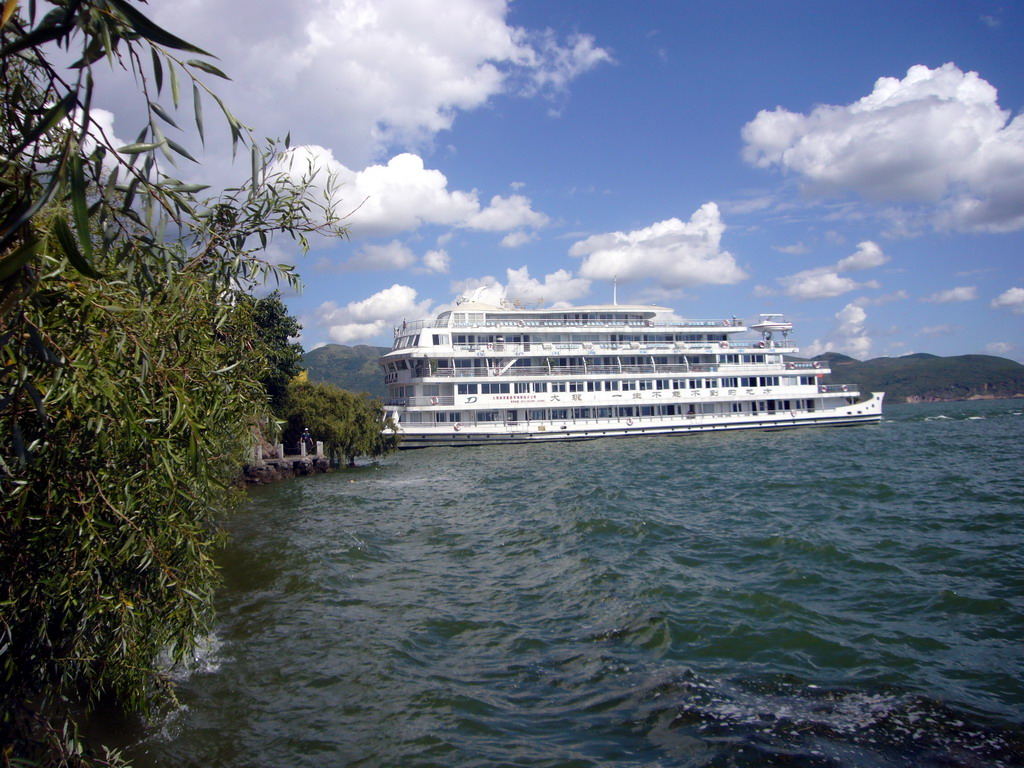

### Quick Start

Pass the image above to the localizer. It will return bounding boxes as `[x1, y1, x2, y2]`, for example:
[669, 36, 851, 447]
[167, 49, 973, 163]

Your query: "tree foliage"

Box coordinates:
[245, 290, 304, 411]
[283, 381, 399, 467]
[0, 1, 346, 762]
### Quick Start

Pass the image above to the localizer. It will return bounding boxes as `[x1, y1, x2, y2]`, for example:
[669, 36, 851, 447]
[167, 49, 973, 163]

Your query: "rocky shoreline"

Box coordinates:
[241, 454, 332, 485]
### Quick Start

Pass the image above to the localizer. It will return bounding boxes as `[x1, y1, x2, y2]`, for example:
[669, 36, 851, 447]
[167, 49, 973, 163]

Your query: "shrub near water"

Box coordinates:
[0, 1, 346, 762]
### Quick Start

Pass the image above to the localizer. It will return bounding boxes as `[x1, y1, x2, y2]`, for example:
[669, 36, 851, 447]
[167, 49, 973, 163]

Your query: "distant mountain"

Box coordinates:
[304, 344, 1024, 405]
[815, 352, 1024, 403]
[303, 344, 389, 398]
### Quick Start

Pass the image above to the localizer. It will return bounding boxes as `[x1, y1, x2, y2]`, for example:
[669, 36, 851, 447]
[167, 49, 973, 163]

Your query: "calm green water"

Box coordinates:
[126, 400, 1024, 767]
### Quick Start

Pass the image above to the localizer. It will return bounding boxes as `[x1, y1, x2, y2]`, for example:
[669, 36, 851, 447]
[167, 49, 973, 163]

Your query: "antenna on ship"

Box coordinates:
[613, 275, 618, 306]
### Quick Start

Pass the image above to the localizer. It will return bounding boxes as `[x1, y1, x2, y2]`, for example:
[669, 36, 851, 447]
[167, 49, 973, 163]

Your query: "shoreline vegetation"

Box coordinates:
[0, 3, 384, 764]
[304, 343, 1024, 405]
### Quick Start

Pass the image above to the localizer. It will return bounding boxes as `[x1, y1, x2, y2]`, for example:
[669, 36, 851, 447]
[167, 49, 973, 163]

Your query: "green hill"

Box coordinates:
[305, 344, 1024, 405]
[816, 352, 1024, 403]
[303, 344, 389, 398]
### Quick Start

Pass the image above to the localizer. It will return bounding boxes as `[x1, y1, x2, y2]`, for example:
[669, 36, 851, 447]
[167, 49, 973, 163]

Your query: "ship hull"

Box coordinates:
[389, 392, 884, 448]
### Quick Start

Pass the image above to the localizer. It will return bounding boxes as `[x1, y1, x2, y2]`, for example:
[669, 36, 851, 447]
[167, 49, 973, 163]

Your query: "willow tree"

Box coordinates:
[0, 2, 345, 762]
[283, 381, 400, 467]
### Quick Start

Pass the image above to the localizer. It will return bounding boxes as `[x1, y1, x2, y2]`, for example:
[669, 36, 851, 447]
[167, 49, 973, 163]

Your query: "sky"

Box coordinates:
[91, 0, 1024, 360]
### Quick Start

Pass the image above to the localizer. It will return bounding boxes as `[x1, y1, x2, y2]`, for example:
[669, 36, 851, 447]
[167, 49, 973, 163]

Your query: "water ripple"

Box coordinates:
[123, 401, 1024, 767]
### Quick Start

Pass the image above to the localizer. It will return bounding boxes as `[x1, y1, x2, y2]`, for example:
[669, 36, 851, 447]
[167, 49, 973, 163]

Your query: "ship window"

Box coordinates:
[640, 406, 655, 416]
[432, 334, 449, 345]
[551, 382, 566, 392]
[476, 410, 500, 422]
[721, 377, 738, 387]
[457, 383, 478, 395]
[532, 382, 548, 393]
[586, 381, 601, 392]
[595, 407, 612, 418]
[515, 382, 530, 394]
[480, 383, 510, 394]
[528, 410, 546, 420]
[618, 406, 636, 417]
[569, 381, 585, 392]
[604, 380, 619, 391]
[622, 380, 637, 391]
[656, 379, 671, 390]
[572, 408, 591, 419]
[551, 408, 568, 420]
[639, 380, 653, 390]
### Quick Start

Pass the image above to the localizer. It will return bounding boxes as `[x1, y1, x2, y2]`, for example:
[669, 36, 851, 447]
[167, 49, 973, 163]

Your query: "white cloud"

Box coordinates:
[421, 249, 450, 273]
[769, 240, 887, 300]
[343, 240, 418, 271]
[451, 266, 591, 306]
[986, 341, 1014, 355]
[836, 240, 888, 271]
[500, 231, 537, 248]
[464, 195, 550, 231]
[274, 148, 549, 238]
[505, 266, 590, 304]
[152, 0, 611, 165]
[854, 290, 909, 306]
[568, 203, 748, 289]
[801, 303, 875, 359]
[741, 63, 1024, 232]
[778, 270, 875, 300]
[315, 283, 433, 343]
[772, 242, 810, 255]
[991, 286, 1024, 314]
[921, 286, 977, 303]
[834, 303, 872, 358]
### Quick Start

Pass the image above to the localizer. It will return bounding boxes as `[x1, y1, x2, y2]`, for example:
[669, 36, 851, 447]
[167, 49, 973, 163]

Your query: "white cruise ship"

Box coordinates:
[379, 298, 883, 447]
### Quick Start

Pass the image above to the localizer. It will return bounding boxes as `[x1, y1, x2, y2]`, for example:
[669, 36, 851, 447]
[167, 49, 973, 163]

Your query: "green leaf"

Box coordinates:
[69, 154, 94, 259]
[105, 0, 213, 55]
[165, 182, 209, 193]
[0, 140, 69, 253]
[186, 59, 231, 80]
[166, 138, 198, 164]
[0, 236, 44, 281]
[151, 48, 163, 95]
[170, 61, 180, 108]
[13, 90, 76, 156]
[193, 83, 204, 146]
[150, 102, 179, 129]
[118, 141, 166, 154]
[53, 217, 102, 279]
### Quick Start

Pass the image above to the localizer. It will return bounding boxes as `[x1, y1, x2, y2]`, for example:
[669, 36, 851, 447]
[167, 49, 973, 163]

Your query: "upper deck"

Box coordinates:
[392, 300, 746, 345]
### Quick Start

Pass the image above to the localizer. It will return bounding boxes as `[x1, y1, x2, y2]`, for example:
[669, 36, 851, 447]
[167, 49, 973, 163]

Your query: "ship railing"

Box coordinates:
[393, 395, 457, 406]
[449, 318, 743, 330]
[450, 340, 798, 355]
[424, 362, 806, 379]
[817, 384, 857, 394]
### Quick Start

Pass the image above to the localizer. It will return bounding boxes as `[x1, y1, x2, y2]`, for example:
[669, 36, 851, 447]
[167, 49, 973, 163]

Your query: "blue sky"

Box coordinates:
[103, 0, 1024, 359]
